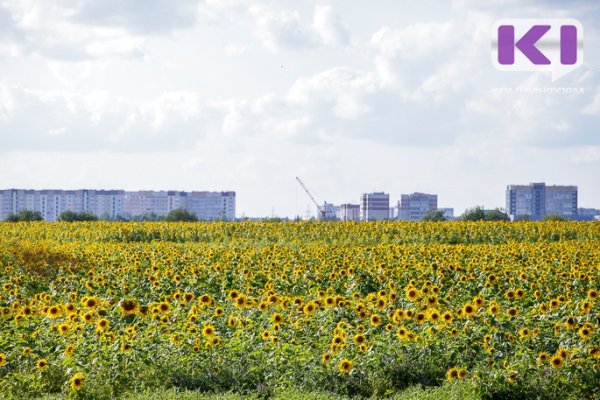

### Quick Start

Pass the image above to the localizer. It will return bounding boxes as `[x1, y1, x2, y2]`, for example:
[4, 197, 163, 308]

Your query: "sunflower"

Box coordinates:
[321, 353, 331, 365]
[227, 315, 238, 328]
[396, 327, 408, 340]
[405, 288, 419, 302]
[339, 358, 353, 374]
[375, 297, 387, 310]
[462, 303, 476, 318]
[303, 301, 317, 315]
[557, 348, 569, 359]
[121, 342, 132, 353]
[228, 290, 239, 301]
[47, 305, 61, 319]
[158, 302, 170, 314]
[370, 314, 381, 326]
[550, 355, 564, 369]
[36, 358, 49, 370]
[442, 311, 453, 324]
[96, 318, 109, 332]
[57, 322, 70, 335]
[353, 333, 366, 345]
[184, 292, 195, 303]
[428, 309, 441, 323]
[507, 308, 519, 318]
[70, 372, 85, 391]
[64, 344, 75, 357]
[518, 327, 529, 339]
[588, 289, 599, 301]
[83, 296, 100, 309]
[446, 368, 459, 381]
[564, 317, 576, 329]
[0, 353, 6, 367]
[578, 326, 592, 340]
[234, 295, 247, 309]
[202, 324, 216, 338]
[271, 313, 284, 324]
[120, 299, 138, 315]
[537, 352, 549, 365]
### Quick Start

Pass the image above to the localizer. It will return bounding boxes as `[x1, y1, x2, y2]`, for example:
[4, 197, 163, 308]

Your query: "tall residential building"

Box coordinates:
[337, 204, 360, 221]
[398, 192, 438, 221]
[186, 191, 236, 221]
[506, 183, 577, 220]
[360, 192, 389, 221]
[0, 189, 236, 221]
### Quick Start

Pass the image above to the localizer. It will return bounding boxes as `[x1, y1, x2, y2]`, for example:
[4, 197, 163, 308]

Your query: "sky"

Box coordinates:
[0, 0, 599, 218]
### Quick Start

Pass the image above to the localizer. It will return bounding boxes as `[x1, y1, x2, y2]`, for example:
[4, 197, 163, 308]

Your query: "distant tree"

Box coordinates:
[164, 208, 198, 222]
[58, 211, 98, 222]
[422, 210, 447, 222]
[484, 208, 510, 222]
[5, 210, 43, 222]
[543, 213, 567, 222]
[132, 212, 163, 222]
[461, 206, 486, 221]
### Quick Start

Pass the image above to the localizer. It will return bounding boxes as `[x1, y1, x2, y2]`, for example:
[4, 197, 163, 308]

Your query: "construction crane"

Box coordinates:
[296, 177, 326, 220]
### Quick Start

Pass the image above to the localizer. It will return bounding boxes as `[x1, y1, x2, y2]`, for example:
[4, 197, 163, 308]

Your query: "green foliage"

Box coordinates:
[461, 207, 486, 221]
[543, 213, 567, 222]
[38, 381, 481, 399]
[164, 209, 198, 222]
[421, 210, 447, 222]
[483, 209, 509, 222]
[58, 211, 99, 222]
[5, 209, 43, 222]
[461, 207, 509, 222]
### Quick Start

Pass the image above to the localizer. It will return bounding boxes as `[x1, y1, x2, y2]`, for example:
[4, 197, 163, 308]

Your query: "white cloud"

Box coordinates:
[570, 146, 600, 164]
[312, 5, 350, 47]
[583, 86, 600, 115]
[1, 1, 599, 216]
[249, 5, 314, 52]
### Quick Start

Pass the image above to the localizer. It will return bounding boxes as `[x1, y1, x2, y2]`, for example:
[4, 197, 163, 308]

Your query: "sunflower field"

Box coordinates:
[0, 221, 599, 399]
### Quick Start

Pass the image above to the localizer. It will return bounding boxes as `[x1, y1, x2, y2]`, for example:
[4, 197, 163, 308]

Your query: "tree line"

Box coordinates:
[4, 209, 199, 222]
[3, 207, 570, 222]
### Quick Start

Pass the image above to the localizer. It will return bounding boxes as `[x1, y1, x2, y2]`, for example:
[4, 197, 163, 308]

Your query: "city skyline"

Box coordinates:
[0, 1, 599, 218]
[2, 181, 596, 221]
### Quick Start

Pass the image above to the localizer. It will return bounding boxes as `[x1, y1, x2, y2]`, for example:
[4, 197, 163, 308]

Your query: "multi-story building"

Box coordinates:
[398, 193, 438, 221]
[360, 192, 389, 221]
[0, 189, 236, 221]
[186, 191, 236, 221]
[576, 208, 600, 221]
[506, 183, 577, 220]
[337, 204, 360, 221]
[321, 203, 340, 220]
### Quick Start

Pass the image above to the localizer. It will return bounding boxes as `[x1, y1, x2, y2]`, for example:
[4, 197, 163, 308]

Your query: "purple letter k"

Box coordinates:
[498, 25, 551, 65]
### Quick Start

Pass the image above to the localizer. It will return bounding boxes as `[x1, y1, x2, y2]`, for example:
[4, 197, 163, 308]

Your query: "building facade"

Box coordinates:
[0, 189, 236, 221]
[360, 192, 389, 221]
[322, 202, 341, 220]
[337, 204, 360, 221]
[506, 183, 577, 220]
[398, 192, 438, 221]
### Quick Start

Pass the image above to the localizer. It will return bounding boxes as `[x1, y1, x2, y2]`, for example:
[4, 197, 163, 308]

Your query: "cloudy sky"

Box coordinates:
[0, 0, 599, 218]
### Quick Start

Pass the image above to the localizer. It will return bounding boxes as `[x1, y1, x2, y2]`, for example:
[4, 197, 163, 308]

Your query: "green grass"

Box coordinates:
[37, 380, 480, 400]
